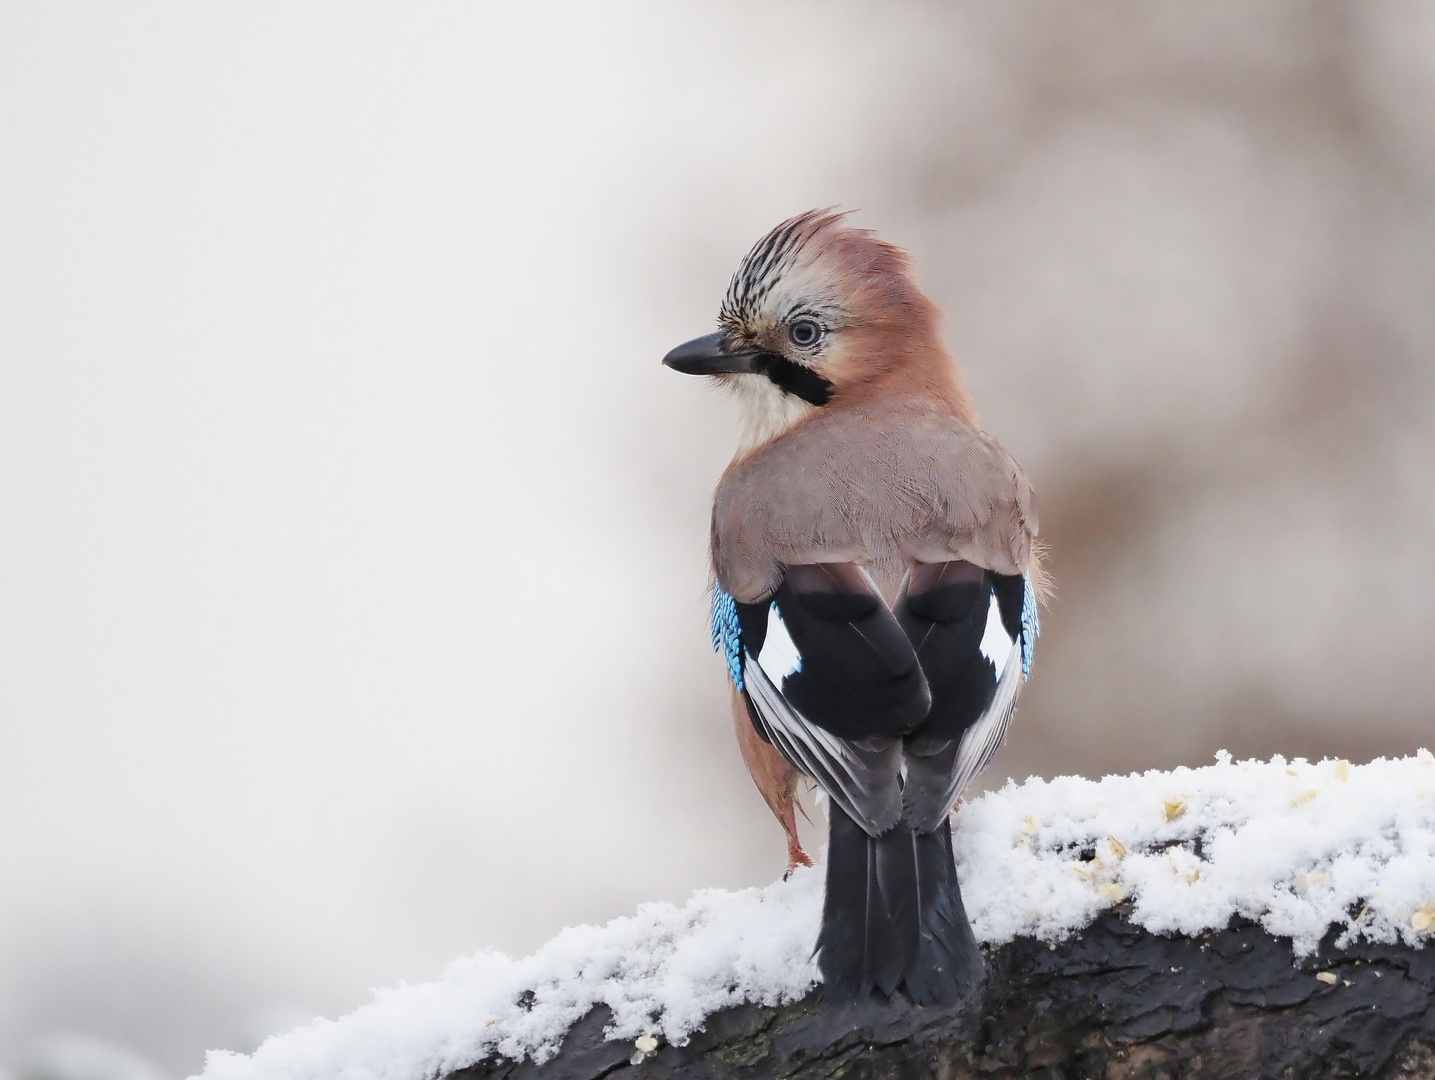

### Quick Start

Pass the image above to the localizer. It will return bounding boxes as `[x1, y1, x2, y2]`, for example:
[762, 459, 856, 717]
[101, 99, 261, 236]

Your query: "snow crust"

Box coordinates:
[960, 750, 1435, 953]
[196, 753, 1435, 1080]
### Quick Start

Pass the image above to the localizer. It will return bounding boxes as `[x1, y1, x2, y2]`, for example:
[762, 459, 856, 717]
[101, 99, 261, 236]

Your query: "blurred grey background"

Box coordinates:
[2, 2, 1433, 1077]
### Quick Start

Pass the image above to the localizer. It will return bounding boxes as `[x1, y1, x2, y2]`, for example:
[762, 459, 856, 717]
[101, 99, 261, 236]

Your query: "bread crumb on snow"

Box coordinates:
[197, 751, 1435, 1080]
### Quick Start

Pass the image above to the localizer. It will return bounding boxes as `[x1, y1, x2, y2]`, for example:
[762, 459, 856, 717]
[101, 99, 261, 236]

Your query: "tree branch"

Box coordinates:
[450, 913, 1435, 1079]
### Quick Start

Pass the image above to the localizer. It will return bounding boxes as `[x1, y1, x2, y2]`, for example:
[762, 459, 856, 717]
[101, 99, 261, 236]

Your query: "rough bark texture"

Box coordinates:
[448, 913, 1435, 1080]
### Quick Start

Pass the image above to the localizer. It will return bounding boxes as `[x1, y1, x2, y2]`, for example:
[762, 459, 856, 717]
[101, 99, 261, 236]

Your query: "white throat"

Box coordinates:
[724, 373, 818, 456]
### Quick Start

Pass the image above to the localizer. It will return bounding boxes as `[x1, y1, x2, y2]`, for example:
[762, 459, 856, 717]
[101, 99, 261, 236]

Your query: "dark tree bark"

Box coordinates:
[449, 913, 1435, 1080]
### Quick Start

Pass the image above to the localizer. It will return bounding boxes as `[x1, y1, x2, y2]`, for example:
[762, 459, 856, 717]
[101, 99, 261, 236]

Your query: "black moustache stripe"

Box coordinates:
[756, 353, 834, 406]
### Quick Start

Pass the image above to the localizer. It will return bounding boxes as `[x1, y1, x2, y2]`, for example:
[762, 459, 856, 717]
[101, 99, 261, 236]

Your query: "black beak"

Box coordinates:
[662, 329, 836, 405]
[662, 331, 767, 376]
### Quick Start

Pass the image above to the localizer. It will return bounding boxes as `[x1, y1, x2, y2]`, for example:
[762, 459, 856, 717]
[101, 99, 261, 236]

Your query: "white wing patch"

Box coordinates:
[755, 602, 802, 685]
[978, 589, 1016, 671]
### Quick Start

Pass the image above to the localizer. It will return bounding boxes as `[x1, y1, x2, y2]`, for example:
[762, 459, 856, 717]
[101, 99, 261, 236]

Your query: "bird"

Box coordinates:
[662, 209, 1044, 1007]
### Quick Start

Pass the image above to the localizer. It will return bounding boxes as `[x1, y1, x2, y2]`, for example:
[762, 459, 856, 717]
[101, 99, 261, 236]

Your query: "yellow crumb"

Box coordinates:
[1162, 797, 1189, 821]
[1412, 901, 1435, 935]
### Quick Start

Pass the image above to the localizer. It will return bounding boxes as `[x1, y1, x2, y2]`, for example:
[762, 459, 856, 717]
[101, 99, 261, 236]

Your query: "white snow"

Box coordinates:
[196, 875, 822, 1080]
[958, 750, 1435, 954]
[196, 752, 1435, 1080]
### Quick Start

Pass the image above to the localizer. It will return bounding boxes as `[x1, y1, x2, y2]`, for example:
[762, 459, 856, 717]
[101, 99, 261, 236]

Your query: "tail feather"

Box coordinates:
[819, 810, 982, 1006]
[891, 821, 982, 1005]
[817, 805, 902, 1001]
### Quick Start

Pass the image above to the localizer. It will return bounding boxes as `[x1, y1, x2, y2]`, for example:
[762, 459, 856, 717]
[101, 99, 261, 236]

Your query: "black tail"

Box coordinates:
[879, 818, 982, 1005]
[817, 805, 903, 1001]
[818, 808, 982, 1006]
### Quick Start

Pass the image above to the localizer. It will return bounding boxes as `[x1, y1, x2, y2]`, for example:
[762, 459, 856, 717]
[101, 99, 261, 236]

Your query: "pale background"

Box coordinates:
[2, 3, 1433, 1076]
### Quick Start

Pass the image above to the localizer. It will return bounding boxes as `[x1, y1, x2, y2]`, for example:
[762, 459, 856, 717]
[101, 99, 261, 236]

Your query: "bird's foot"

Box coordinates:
[783, 842, 814, 879]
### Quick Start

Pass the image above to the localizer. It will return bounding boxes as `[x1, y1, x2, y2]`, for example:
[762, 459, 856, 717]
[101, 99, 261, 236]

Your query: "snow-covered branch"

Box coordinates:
[196, 754, 1435, 1080]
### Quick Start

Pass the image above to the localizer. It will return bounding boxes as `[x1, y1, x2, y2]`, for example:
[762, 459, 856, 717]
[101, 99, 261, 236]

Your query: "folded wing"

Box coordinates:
[713, 561, 1037, 836]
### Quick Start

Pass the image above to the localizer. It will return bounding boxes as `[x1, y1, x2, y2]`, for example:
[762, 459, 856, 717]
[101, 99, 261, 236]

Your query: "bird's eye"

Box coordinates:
[789, 318, 821, 348]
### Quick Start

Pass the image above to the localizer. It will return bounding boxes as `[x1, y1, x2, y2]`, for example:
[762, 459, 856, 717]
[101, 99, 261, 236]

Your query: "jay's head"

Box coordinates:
[663, 210, 960, 433]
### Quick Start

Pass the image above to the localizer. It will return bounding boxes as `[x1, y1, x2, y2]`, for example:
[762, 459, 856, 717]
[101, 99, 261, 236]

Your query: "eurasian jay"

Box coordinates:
[663, 210, 1042, 1006]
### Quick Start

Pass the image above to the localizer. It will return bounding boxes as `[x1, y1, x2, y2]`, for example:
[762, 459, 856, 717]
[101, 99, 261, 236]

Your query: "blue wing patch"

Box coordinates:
[1020, 575, 1039, 680]
[711, 586, 744, 691]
